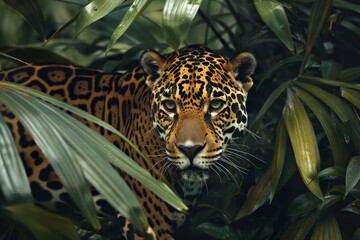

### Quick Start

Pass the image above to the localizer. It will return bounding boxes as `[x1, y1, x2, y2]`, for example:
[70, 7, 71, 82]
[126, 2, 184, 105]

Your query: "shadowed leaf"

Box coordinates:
[270, 118, 287, 201]
[254, 0, 294, 53]
[281, 212, 318, 240]
[311, 214, 341, 240]
[345, 156, 360, 197]
[341, 87, 360, 110]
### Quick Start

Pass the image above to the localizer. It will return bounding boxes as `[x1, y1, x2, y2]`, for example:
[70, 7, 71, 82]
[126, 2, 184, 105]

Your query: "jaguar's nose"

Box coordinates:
[177, 144, 205, 162]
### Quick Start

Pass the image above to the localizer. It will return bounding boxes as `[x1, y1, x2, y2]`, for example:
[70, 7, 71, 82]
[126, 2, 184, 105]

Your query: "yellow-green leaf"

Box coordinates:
[294, 86, 348, 167]
[3, 204, 78, 240]
[283, 88, 323, 200]
[270, 118, 287, 202]
[254, 0, 294, 53]
[235, 167, 271, 220]
[299, 75, 360, 90]
[281, 212, 319, 240]
[311, 214, 341, 240]
[106, 0, 150, 53]
[163, 0, 203, 49]
[76, 0, 126, 36]
[341, 87, 360, 110]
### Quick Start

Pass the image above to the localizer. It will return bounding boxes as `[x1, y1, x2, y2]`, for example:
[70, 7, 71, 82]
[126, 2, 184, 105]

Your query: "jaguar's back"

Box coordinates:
[0, 45, 256, 239]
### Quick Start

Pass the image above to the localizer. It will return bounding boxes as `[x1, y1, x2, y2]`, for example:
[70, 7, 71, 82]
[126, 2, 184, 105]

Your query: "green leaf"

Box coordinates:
[106, 0, 150, 53]
[281, 212, 319, 240]
[283, 88, 323, 199]
[196, 222, 239, 240]
[287, 193, 321, 217]
[0, 90, 101, 230]
[3, 0, 46, 40]
[299, 75, 360, 90]
[311, 214, 341, 240]
[321, 60, 342, 79]
[342, 200, 360, 215]
[3, 204, 78, 240]
[316, 167, 345, 180]
[337, 67, 360, 82]
[353, 228, 360, 240]
[345, 156, 360, 197]
[304, 0, 332, 59]
[76, 0, 126, 36]
[333, 0, 360, 14]
[163, 0, 203, 49]
[341, 87, 360, 110]
[270, 118, 287, 202]
[235, 167, 271, 220]
[294, 86, 348, 167]
[0, 114, 32, 204]
[254, 0, 294, 52]
[0, 82, 187, 213]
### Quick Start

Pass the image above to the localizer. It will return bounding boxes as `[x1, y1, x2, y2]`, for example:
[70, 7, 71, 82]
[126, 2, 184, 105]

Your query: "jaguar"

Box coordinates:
[0, 45, 256, 239]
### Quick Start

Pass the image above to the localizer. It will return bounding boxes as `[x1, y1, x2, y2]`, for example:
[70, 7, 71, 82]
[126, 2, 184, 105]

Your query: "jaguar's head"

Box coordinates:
[141, 45, 256, 182]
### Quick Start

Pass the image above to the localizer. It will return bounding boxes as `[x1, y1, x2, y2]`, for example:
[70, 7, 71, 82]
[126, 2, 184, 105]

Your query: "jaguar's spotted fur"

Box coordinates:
[0, 45, 256, 239]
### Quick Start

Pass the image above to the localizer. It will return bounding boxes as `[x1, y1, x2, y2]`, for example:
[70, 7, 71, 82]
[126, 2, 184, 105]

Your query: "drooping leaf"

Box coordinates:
[270, 118, 287, 202]
[3, 204, 78, 240]
[304, 0, 332, 58]
[235, 167, 271, 220]
[311, 214, 341, 240]
[342, 200, 360, 215]
[3, 0, 46, 40]
[254, 0, 294, 53]
[0, 114, 32, 204]
[345, 156, 360, 197]
[295, 81, 360, 152]
[321, 60, 342, 79]
[0, 90, 101, 230]
[0, 82, 187, 212]
[163, 0, 203, 49]
[106, 0, 151, 53]
[76, 0, 126, 36]
[341, 87, 360, 110]
[281, 212, 319, 240]
[283, 88, 323, 200]
[294, 86, 348, 167]
[337, 67, 360, 82]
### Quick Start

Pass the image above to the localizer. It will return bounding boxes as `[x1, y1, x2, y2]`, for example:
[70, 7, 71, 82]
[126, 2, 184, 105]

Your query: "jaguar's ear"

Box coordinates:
[140, 49, 166, 87]
[228, 52, 256, 93]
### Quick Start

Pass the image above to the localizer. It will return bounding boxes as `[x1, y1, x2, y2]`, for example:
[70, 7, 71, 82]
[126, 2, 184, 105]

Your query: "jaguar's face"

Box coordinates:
[141, 46, 256, 182]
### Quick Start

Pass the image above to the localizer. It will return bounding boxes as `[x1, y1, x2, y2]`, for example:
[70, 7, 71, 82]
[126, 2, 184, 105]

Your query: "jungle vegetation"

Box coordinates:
[0, 0, 360, 239]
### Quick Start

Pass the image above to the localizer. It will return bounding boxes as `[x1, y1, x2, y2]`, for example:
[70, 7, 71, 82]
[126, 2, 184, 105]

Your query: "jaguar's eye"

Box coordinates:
[162, 100, 177, 113]
[209, 99, 225, 111]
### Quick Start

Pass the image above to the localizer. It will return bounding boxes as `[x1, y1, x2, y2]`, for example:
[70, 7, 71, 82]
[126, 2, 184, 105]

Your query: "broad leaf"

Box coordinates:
[0, 90, 101, 230]
[345, 156, 360, 197]
[254, 0, 294, 52]
[0, 114, 32, 204]
[283, 88, 322, 199]
[196, 222, 239, 240]
[299, 75, 360, 90]
[163, 0, 203, 49]
[76, 0, 126, 36]
[294, 86, 348, 167]
[311, 214, 341, 240]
